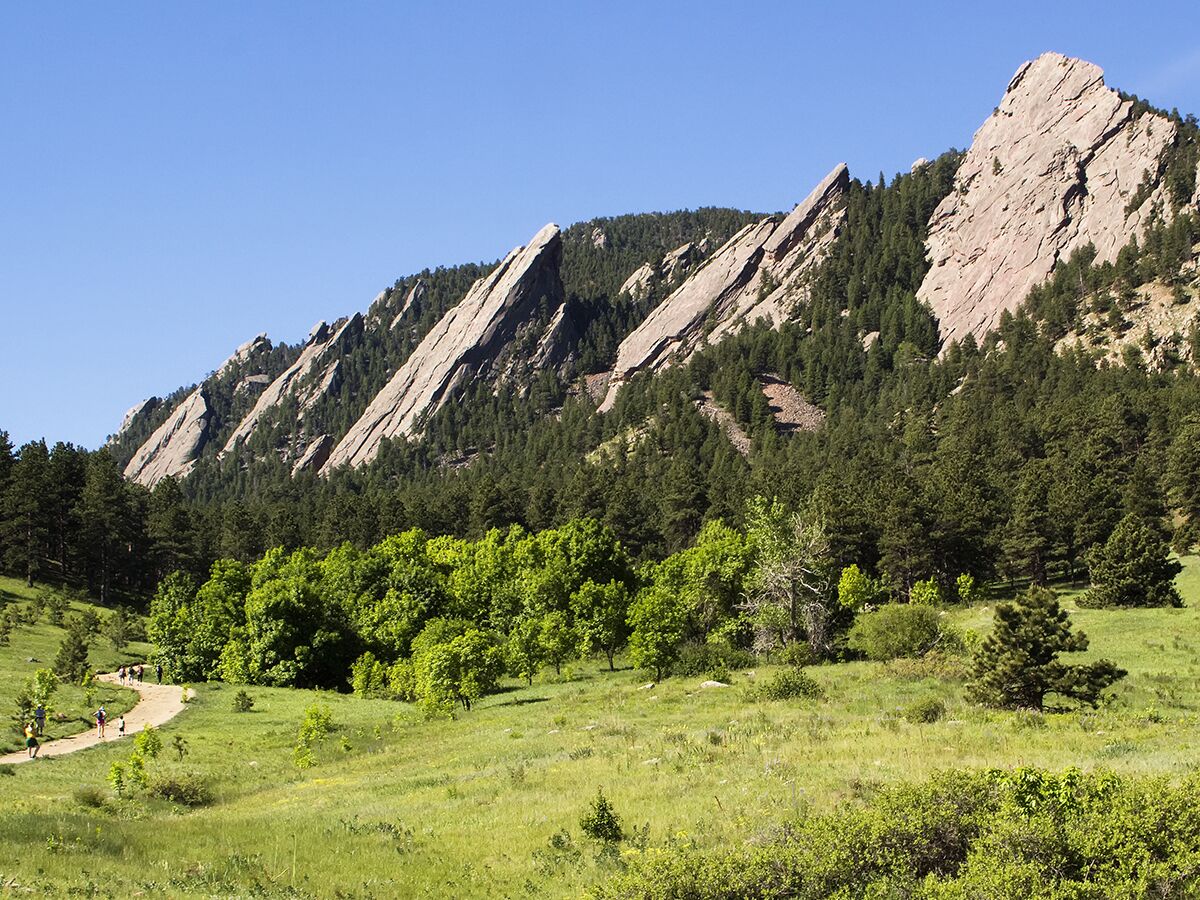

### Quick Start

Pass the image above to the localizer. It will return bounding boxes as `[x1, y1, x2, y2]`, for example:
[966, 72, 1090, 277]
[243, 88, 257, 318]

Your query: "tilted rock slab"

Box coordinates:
[918, 52, 1178, 345]
[220, 313, 363, 457]
[123, 387, 211, 486]
[618, 240, 704, 302]
[600, 164, 848, 411]
[109, 397, 158, 444]
[322, 223, 564, 473]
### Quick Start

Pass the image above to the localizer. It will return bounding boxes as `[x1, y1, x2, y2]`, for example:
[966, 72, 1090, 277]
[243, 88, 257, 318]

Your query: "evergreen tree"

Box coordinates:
[1082, 514, 1183, 608]
[969, 586, 1125, 710]
[53, 618, 91, 681]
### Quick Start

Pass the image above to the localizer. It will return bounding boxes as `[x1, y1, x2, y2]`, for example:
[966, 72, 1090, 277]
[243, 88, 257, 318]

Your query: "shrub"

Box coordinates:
[231, 690, 255, 713]
[753, 667, 823, 701]
[904, 697, 946, 724]
[73, 785, 107, 809]
[149, 772, 214, 807]
[580, 788, 624, 843]
[294, 704, 334, 769]
[134, 724, 162, 759]
[674, 644, 755, 678]
[909, 578, 941, 605]
[885, 651, 970, 682]
[847, 604, 942, 661]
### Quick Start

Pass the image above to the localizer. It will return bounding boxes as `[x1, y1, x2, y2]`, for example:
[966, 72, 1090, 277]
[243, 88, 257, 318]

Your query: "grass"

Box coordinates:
[0, 559, 1199, 897]
[0, 576, 145, 753]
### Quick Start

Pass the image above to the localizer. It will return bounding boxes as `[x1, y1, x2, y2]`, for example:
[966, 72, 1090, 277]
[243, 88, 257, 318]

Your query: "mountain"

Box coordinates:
[112, 52, 1199, 492]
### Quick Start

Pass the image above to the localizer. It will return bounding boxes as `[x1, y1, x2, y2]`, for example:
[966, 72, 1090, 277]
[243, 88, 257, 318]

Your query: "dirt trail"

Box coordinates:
[1, 672, 193, 765]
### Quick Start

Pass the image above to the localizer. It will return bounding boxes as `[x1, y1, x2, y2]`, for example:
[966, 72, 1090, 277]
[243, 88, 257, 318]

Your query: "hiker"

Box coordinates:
[24, 722, 38, 759]
[34, 703, 45, 736]
[156, 664, 162, 684]
[96, 705, 106, 739]
[136, 664, 143, 684]
[118, 665, 126, 685]
[117, 715, 126, 737]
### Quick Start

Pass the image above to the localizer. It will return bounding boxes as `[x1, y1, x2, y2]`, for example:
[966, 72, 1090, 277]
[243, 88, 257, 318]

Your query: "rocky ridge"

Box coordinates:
[322, 223, 566, 473]
[599, 163, 849, 411]
[123, 388, 212, 486]
[917, 52, 1183, 345]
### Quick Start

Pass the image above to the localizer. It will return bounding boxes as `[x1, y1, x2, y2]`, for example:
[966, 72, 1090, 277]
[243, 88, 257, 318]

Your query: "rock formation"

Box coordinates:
[322, 223, 565, 473]
[391, 280, 426, 329]
[291, 434, 334, 476]
[123, 388, 211, 486]
[220, 314, 363, 457]
[110, 397, 158, 444]
[618, 241, 704, 302]
[600, 164, 849, 410]
[216, 333, 270, 378]
[917, 52, 1180, 345]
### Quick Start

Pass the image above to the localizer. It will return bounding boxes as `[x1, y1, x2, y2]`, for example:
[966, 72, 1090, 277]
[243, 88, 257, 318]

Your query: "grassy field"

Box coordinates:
[1, 560, 1199, 897]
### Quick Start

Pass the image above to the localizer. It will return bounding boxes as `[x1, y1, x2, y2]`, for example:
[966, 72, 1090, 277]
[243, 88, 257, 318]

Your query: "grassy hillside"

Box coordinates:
[0, 576, 146, 753]
[1, 560, 1199, 897]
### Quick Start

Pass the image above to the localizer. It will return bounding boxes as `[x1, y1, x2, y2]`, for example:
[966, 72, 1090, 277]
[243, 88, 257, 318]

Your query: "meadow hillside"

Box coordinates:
[0, 561, 1198, 897]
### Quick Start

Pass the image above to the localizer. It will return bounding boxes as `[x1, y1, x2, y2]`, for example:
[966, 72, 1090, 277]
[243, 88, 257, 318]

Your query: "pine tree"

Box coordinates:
[53, 619, 91, 681]
[969, 586, 1125, 710]
[1082, 514, 1183, 608]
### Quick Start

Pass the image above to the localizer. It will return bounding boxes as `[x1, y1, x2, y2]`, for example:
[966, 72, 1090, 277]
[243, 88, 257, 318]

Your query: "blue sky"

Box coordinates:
[2, 2, 1198, 449]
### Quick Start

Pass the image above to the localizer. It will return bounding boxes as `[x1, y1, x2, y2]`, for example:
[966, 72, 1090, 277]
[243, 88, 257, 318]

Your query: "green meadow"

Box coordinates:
[1, 561, 1199, 897]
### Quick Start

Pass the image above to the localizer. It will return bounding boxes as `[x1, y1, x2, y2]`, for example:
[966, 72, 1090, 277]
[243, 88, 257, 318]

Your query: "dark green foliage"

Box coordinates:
[593, 767, 1200, 899]
[752, 667, 823, 701]
[148, 772, 213, 807]
[969, 587, 1125, 710]
[52, 619, 91, 681]
[847, 604, 943, 661]
[580, 788, 624, 843]
[1082, 513, 1184, 608]
[231, 689, 254, 713]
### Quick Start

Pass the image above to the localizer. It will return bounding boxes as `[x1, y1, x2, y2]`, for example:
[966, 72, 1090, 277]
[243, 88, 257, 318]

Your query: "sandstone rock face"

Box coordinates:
[600, 164, 849, 411]
[110, 397, 158, 444]
[618, 241, 704, 302]
[391, 280, 426, 329]
[216, 333, 270, 378]
[918, 52, 1179, 345]
[123, 388, 211, 486]
[323, 223, 564, 472]
[220, 313, 363, 457]
[291, 434, 333, 476]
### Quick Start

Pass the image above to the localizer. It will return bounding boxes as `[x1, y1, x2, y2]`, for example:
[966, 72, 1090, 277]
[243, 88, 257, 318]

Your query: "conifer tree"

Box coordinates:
[1082, 514, 1183, 608]
[969, 586, 1125, 710]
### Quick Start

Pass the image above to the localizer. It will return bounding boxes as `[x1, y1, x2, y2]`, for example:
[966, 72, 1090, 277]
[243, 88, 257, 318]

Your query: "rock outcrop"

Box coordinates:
[391, 280, 426, 330]
[600, 164, 849, 410]
[291, 434, 334, 476]
[216, 334, 270, 378]
[618, 241, 705, 302]
[322, 223, 565, 472]
[123, 388, 211, 486]
[220, 314, 363, 457]
[918, 52, 1180, 345]
[110, 398, 158, 444]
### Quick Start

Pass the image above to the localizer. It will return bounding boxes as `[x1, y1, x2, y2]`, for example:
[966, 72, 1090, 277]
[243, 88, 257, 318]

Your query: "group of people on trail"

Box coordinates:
[93, 705, 124, 740]
[117, 664, 146, 685]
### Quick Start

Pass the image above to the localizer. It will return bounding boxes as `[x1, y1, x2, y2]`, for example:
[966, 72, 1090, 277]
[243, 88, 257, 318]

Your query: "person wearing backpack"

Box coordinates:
[24, 722, 39, 759]
[95, 705, 106, 739]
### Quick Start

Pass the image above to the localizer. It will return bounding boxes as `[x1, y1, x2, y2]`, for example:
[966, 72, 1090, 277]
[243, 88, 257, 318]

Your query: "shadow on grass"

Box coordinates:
[489, 696, 550, 708]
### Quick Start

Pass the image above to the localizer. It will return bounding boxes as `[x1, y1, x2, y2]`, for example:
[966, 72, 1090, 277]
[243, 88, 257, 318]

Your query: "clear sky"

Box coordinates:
[2, 1, 1198, 449]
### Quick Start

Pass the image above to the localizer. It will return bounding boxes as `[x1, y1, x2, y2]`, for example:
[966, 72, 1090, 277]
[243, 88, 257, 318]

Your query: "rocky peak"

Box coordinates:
[123, 387, 212, 486]
[109, 397, 158, 445]
[322, 223, 565, 473]
[917, 52, 1180, 345]
[600, 163, 849, 410]
[391, 279, 427, 330]
[216, 333, 271, 378]
[220, 313, 364, 458]
[618, 240, 704, 302]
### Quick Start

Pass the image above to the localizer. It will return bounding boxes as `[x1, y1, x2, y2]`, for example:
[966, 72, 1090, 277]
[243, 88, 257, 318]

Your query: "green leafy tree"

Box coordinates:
[969, 586, 1125, 710]
[411, 618, 504, 713]
[627, 584, 686, 680]
[1082, 514, 1183, 608]
[837, 564, 881, 610]
[909, 577, 941, 606]
[505, 614, 544, 685]
[538, 610, 578, 676]
[572, 579, 631, 670]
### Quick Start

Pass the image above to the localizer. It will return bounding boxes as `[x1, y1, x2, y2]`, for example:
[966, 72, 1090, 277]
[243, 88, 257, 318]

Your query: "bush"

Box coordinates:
[1082, 513, 1183, 608]
[149, 772, 214, 807]
[294, 704, 334, 769]
[909, 578, 941, 605]
[904, 697, 946, 724]
[675, 643, 756, 677]
[73, 785, 107, 809]
[847, 604, 942, 661]
[885, 651, 970, 682]
[580, 788, 624, 843]
[232, 690, 255, 713]
[753, 667, 823, 701]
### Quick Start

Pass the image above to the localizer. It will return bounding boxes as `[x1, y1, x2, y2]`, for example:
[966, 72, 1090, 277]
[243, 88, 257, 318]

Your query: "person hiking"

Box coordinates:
[118, 665, 126, 685]
[156, 664, 163, 684]
[34, 703, 45, 736]
[96, 705, 106, 739]
[117, 715, 126, 737]
[24, 722, 39, 759]
[136, 664, 143, 683]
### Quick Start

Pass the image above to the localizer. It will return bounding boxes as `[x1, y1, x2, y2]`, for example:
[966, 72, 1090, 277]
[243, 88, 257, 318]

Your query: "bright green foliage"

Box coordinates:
[908, 577, 941, 606]
[956, 573, 979, 605]
[647, 520, 754, 643]
[627, 584, 687, 680]
[1082, 513, 1183, 608]
[411, 619, 504, 714]
[231, 690, 254, 713]
[107, 762, 125, 799]
[347, 531, 448, 659]
[579, 788, 624, 843]
[571, 580, 630, 670]
[848, 604, 943, 661]
[350, 651, 390, 697]
[904, 697, 945, 724]
[505, 614, 544, 685]
[134, 724, 162, 759]
[294, 704, 334, 769]
[537, 611, 577, 676]
[837, 564, 880, 610]
[27, 668, 57, 715]
[970, 587, 1126, 710]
